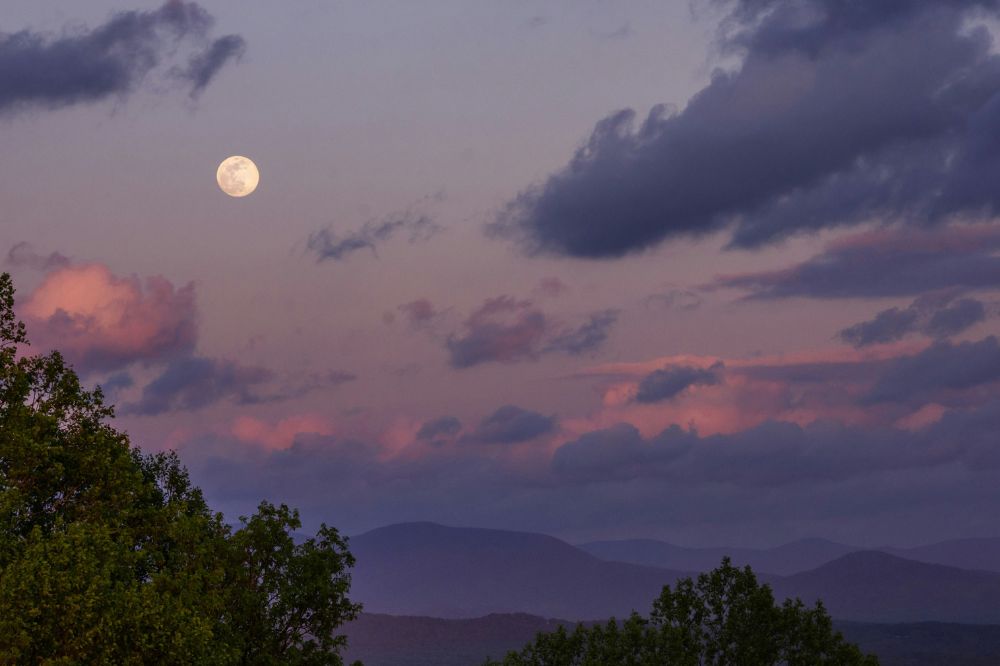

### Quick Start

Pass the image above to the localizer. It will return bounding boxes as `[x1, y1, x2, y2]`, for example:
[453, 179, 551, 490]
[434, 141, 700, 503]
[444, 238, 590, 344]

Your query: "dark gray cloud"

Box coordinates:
[445, 297, 617, 368]
[865, 336, 1000, 405]
[123, 360, 356, 416]
[97, 371, 134, 402]
[717, 225, 1000, 299]
[839, 307, 920, 347]
[6, 243, 70, 271]
[0, 1, 244, 113]
[308, 212, 440, 263]
[552, 401, 1000, 487]
[123, 356, 273, 415]
[180, 34, 245, 96]
[635, 363, 722, 403]
[416, 416, 462, 444]
[925, 298, 987, 338]
[493, 0, 1000, 257]
[839, 293, 987, 347]
[544, 309, 618, 356]
[468, 405, 556, 444]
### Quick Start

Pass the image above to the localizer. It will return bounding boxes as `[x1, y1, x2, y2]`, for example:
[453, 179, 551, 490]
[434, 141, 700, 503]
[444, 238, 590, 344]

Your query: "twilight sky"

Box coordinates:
[6, 0, 1000, 548]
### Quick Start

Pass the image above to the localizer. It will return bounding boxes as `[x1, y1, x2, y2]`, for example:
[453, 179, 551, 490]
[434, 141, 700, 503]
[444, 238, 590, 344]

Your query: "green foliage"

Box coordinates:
[0, 273, 361, 665]
[485, 558, 878, 666]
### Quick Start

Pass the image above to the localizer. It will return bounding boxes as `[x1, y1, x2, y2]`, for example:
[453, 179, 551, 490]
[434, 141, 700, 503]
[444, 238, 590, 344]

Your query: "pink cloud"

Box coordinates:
[21, 263, 197, 372]
[563, 343, 934, 442]
[231, 414, 335, 451]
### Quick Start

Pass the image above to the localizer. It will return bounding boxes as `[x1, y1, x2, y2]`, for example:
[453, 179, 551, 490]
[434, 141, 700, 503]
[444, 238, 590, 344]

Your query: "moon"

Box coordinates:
[216, 155, 259, 197]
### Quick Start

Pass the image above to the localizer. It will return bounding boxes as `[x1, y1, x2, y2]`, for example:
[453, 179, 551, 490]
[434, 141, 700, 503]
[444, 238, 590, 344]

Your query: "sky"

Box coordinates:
[5, 0, 1000, 548]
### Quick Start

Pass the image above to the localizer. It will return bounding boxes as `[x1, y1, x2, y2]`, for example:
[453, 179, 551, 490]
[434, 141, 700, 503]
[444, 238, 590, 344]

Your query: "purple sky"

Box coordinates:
[6, 0, 1000, 548]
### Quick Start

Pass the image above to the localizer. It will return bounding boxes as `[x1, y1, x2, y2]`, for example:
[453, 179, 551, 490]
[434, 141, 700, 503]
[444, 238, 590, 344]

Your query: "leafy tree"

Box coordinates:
[0, 273, 361, 665]
[485, 558, 878, 666]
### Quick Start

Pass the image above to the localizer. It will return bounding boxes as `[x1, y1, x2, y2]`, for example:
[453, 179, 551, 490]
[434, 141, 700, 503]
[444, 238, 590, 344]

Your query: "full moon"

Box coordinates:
[216, 155, 260, 197]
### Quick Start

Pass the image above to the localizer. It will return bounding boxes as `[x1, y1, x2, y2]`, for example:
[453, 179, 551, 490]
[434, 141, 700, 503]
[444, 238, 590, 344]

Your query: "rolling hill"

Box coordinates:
[771, 551, 1000, 624]
[349, 522, 689, 620]
[349, 523, 1000, 624]
[578, 536, 855, 575]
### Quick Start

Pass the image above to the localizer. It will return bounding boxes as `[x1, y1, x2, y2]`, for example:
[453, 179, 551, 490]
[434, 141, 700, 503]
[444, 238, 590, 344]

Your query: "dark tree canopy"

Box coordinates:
[0, 273, 361, 664]
[486, 558, 878, 666]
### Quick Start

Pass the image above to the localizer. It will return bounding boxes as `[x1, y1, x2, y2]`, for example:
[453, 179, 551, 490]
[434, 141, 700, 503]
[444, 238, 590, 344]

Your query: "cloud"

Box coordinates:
[552, 401, 1000, 487]
[416, 416, 463, 445]
[492, 0, 1000, 257]
[308, 212, 440, 263]
[467, 405, 556, 444]
[178, 398, 1000, 545]
[179, 33, 245, 96]
[22, 263, 197, 373]
[6, 243, 70, 271]
[544, 309, 618, 356]
[122, 356, 273, 415]
[635, 363, 722, 403]
[840, 293, 987, 347]
[533, 277, 570, 298]
[230, 414, 335, 451]
[445, 296, 617, 368]
[644, 288, 703, 312]
[716, 225, 1000, 299]
[123, 361, 354, 417]
[924, 297, 988, 338]
[397, 298, 440, 328]
[0, 1, 244, 113]
[445, 297, 547, 368]
[865, 336, 1000, 405]
[325, 370, 358, 386]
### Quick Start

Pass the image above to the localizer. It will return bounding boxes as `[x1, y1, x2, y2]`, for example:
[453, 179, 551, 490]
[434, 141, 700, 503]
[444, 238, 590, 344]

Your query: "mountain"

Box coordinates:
[578, 536, 855, 575]
[772, 551, 1000, 624]
[579, 535, 1000, 575]
[342, 612, 1000, 666]
[886, 537, 1000, 574]
[348, 522, 688, 620]
[348, 523, 1000, 624]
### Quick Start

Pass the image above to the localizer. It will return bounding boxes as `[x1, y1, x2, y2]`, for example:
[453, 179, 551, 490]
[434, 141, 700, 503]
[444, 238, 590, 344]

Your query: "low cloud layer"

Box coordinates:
[494, 0, 1000, 257]
[0, 1, 244, 113]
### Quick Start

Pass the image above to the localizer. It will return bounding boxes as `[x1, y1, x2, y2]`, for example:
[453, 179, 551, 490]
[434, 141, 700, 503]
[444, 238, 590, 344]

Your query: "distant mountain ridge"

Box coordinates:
[579, 535, 1000, 575]
[349, 522, 1000, 624]
[579, 536, 855, 576]
[349, 522, 689, 620]
[772, 551, 1000, 624]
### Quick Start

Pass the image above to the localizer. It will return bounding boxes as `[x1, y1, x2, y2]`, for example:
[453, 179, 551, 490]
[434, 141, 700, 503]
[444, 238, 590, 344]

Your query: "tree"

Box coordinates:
[0, 273, 361, 664]
[485, 558, 878, 666]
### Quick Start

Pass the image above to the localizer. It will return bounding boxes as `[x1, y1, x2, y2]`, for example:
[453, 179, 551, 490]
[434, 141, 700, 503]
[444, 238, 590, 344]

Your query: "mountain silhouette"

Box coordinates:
[349, 522, 688, 620]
